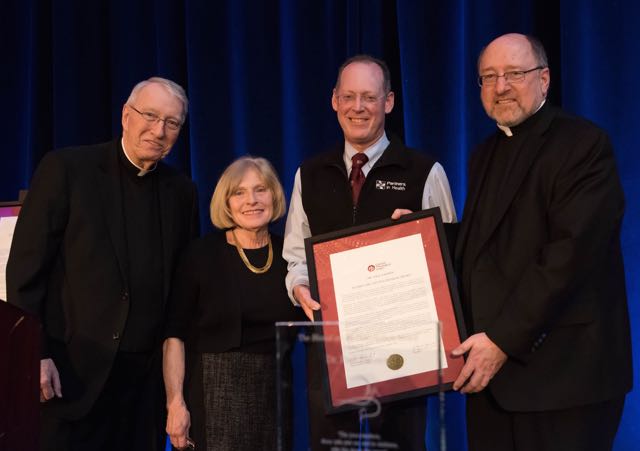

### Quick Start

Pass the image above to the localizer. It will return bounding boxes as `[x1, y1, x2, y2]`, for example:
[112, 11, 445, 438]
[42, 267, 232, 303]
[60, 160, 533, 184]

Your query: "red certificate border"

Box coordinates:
[0, 202, 22, 218]
[305, 208, 466, 412]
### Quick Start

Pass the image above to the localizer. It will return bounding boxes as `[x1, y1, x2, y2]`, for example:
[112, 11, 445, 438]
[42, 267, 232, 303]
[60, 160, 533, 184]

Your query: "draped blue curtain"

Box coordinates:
[2, 1, 638, 449]
[558, 2, 640, 442]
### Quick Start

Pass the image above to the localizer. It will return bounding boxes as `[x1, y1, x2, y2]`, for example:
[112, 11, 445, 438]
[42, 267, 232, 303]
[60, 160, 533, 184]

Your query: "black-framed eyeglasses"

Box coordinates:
[128, 105, 183, 131]
[477, 66, 546, 87]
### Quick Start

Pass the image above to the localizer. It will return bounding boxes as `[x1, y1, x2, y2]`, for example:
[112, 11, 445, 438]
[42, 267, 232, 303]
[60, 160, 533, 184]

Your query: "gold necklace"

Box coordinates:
[231, 229, 273, 274]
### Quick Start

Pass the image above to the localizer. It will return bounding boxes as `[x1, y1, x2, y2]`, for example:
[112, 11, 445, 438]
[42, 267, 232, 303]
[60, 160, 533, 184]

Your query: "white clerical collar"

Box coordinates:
[497, 100, 546, 137]
[343, 132, 389, 171]
[121, 138, 157, 176]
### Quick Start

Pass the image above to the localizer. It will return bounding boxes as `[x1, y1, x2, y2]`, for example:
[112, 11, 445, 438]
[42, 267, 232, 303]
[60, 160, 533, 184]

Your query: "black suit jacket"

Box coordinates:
[456, 105, 632, 411]
[7, 140, 199, 419]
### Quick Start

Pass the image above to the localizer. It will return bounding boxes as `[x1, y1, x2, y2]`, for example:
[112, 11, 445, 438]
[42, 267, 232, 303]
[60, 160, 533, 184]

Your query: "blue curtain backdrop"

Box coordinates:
[2, 1, 638, 449]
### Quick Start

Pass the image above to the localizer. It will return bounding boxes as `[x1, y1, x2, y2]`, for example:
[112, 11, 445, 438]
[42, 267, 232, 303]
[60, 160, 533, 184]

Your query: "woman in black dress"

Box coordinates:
[163, 156, 305, 450]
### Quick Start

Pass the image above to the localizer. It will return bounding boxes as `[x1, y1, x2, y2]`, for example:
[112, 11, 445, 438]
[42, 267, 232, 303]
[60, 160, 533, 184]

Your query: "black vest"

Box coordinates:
[300, 136, 436, 235]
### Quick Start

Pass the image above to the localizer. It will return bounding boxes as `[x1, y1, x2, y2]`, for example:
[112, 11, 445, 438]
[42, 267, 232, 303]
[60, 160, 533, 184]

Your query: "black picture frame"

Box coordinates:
[304, 208, 467, 413]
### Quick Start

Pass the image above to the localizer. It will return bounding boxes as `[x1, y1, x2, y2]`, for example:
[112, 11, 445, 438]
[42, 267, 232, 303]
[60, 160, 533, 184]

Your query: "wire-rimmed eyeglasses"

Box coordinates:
[477, 66, 546, 87]
[128, 105, 183, 131]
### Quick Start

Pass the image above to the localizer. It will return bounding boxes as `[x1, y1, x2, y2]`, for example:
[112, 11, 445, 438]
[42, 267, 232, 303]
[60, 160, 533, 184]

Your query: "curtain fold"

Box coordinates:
[2, 1, 638, 449]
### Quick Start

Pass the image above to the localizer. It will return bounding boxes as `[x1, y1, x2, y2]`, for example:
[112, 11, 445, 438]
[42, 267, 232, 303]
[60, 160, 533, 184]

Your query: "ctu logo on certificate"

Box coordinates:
[367, 262, 391, 272]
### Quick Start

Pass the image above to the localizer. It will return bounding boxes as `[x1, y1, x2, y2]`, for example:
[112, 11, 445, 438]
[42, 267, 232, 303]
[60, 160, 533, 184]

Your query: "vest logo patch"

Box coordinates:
[375, 180, 406, 191]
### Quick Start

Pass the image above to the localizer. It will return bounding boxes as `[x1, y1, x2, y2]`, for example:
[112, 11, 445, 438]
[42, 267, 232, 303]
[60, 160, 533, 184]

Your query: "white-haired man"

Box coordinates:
[8, 77, 199, 450]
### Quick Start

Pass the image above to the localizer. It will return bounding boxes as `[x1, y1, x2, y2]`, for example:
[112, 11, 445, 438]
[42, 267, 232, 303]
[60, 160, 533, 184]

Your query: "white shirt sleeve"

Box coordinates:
[422, 162, 457, 223]
[283, 168, 311, 304]
[283, 162, 457, 304]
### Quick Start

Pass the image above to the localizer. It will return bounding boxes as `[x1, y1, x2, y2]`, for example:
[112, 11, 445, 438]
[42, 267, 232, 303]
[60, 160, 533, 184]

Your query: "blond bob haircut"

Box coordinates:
[210, 156, 286, 230]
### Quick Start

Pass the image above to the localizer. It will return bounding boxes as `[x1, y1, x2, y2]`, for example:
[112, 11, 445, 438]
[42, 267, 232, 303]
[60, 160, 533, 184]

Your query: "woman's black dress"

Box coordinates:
[165, 232, 305, 450]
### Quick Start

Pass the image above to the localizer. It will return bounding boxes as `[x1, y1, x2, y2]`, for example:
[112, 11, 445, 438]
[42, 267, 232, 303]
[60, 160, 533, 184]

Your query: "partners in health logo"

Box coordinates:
[375, 180, 406, 191]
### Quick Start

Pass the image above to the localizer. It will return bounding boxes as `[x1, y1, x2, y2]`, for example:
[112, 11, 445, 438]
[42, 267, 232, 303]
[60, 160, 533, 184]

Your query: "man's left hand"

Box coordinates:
[451, 332, 507, 394]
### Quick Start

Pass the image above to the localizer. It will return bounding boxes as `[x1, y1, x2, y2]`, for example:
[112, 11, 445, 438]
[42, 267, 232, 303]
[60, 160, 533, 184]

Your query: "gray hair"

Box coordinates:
[126, 77, 189, 121]
[477, 34, 549, 70]
[524, 35, 549, 67]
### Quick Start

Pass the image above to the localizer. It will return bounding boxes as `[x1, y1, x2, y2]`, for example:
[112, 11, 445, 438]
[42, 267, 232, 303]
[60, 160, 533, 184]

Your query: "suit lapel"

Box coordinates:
[475, 134, 544, 251]
[157, 165, 175, 300]
[97, 141, 129, 286]
[476, 108, 555, 253]
[455, 134, 496, 264]
[458, 105, 556, 264]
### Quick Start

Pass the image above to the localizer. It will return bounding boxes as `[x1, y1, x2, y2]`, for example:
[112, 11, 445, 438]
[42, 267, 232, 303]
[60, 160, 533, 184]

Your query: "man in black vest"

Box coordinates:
[453, 33, 632, 450]
[283, 55, 456, 450]
[7, 77, 199, 450]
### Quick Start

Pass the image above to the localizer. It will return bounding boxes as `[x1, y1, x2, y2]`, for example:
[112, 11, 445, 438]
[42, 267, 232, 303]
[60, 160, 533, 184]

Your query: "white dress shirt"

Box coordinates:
[283, 133, 457, 303]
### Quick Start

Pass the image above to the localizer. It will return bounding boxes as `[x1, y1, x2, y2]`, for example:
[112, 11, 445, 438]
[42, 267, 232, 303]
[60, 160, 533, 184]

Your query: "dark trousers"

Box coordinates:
[466, 390, 625, 451]
[306, 343, 427, 450]
[40, 350, 165, 451]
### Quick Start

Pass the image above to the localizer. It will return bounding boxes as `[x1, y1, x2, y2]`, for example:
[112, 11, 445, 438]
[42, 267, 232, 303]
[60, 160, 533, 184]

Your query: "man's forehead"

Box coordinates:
[135, 83, 183, 113]
[136, 83, 171, 102]
[344, 61, 382, 77]
[480, 35, 535, 69]
[339, 62, 384, 88]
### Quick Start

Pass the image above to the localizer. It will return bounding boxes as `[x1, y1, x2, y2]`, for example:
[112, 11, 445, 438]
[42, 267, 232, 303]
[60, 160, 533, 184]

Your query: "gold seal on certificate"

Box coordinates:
[386, 354, 404, 371]
[305, 208, 467, 411]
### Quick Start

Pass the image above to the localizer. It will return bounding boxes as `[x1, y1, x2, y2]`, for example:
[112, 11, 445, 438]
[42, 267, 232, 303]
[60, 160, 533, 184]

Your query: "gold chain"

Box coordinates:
[231, 229, 273, 274]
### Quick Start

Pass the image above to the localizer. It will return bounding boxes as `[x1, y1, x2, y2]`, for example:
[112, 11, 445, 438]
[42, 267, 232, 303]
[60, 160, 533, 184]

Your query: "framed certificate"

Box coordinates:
[305, 208, 466, 412]
[0, 201, 22, 302]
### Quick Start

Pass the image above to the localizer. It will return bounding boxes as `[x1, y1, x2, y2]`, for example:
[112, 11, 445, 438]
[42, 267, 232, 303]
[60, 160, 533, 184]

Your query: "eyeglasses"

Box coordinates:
[477, 66, 545, 87]
[128, 105, 183, 131]
[335, 93, 387, 106]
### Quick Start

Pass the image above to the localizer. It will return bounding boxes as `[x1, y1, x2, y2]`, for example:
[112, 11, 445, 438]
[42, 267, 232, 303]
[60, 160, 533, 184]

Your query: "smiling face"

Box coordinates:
[332, 61, 394, 152]
[479, 34, 550, 126]
[121, 82, 184, 169]
[227, 168, 274, 233]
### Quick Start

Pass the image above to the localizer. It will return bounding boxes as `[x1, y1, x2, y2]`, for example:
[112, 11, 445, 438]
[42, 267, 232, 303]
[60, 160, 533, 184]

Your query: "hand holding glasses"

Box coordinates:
[176, 437, 196, 450]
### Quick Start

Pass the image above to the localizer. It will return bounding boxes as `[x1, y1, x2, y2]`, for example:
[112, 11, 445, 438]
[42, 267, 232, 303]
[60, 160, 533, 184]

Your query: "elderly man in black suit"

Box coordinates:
[7, 77, 199, 450]
[453, 33, 632, 451]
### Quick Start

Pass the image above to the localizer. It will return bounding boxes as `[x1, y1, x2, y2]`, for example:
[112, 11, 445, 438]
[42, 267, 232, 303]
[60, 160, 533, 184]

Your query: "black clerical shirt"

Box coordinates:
[117, 149, 164, 351]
